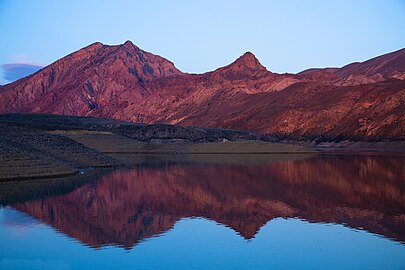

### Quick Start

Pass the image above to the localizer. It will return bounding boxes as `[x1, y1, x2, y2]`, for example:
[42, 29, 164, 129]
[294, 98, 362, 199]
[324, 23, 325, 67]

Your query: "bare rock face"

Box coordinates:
[0, 41, 182, 116]
[0, 42, 404, 140]
[335, 48, 405, 79]
[216, 52, 269, 80]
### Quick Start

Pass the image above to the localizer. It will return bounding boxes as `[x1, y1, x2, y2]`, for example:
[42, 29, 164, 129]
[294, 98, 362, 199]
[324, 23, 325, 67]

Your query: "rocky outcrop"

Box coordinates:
[0, 42, 404, 140]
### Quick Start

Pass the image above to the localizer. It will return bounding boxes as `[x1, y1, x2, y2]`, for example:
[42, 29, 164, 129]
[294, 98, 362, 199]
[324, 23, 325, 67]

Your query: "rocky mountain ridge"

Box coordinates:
[0, 42, 404, 140]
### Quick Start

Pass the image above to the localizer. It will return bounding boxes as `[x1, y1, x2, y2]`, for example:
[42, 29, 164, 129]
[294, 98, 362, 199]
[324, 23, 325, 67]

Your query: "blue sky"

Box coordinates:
[0, 0, 404, 84]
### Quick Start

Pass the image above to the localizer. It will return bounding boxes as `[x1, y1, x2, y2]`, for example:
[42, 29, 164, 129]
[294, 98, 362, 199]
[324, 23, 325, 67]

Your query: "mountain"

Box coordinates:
[0, 41, 404, 140]
[0, 41, 182, 116]
[336, 48, 405, 80]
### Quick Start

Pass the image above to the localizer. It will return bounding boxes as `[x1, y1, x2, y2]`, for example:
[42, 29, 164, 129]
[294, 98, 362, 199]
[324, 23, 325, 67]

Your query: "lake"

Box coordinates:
[0, 153, 404, 269]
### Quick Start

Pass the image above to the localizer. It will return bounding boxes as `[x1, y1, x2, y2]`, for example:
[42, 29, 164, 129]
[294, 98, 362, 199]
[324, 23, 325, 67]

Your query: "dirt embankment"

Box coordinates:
[0, 114, 314, 181]
[0, 125, 121, 180]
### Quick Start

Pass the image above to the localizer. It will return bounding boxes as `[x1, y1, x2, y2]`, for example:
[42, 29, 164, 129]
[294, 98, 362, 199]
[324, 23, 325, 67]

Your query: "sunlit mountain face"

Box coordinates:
[0, 42, 404, 140]
[7, 155, 405, 249]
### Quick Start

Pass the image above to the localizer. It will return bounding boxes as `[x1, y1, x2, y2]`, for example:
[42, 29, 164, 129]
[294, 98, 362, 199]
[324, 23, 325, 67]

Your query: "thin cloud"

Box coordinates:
[1, 63, 43, 84]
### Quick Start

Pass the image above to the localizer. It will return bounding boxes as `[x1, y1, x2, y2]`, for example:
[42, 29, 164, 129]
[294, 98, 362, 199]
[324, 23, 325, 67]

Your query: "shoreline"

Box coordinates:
[1, 113, 403, 182]
[2, 149, 404, 182]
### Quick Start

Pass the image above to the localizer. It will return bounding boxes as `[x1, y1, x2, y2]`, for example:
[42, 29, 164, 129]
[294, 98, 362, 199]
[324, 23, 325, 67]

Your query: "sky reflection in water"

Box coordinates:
[0, 154, 404, 269]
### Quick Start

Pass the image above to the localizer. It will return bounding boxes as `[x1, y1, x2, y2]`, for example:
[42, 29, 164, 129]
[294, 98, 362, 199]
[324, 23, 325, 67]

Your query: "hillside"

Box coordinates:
[0, 42, 404, 140]
[0, 113, 313, 180]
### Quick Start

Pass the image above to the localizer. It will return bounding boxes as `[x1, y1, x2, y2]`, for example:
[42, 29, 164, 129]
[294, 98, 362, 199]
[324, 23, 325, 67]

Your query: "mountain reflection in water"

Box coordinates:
[8, 155, 405, 249]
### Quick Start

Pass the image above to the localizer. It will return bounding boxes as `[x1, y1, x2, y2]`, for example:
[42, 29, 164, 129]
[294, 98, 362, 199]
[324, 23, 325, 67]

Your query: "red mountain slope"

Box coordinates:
[0, 41, 404, 140]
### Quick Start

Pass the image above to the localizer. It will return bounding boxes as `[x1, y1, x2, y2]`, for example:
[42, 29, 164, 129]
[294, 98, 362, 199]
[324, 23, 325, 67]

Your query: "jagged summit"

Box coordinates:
[233, 52, 264, 69]
[124, 40, 133, 45]
[217, 51, 269, 79]
[121, 40, 138, 50]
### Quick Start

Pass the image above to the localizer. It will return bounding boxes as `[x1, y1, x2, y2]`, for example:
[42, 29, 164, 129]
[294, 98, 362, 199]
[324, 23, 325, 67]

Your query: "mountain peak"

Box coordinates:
[239, 51, 257, 60]
[232, 52, 264, 69]
[122, 40, 136, 48]
[216, 51, 268, 79]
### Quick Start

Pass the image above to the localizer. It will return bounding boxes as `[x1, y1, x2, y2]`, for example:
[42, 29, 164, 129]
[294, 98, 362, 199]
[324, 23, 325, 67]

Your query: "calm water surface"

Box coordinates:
[0, 154, 404, 269]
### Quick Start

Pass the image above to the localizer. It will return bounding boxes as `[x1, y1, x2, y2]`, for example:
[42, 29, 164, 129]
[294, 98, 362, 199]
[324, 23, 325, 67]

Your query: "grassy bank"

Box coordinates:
[56, 130, 314, 154]
[0, 114, 315, 181]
